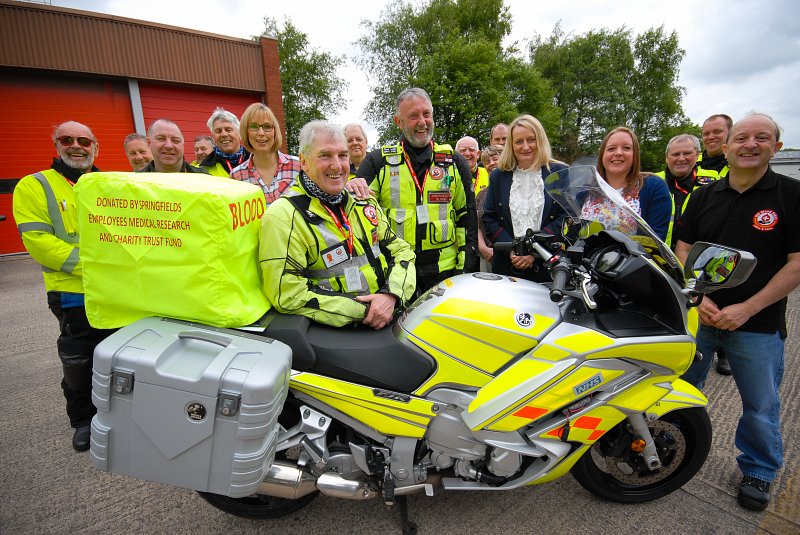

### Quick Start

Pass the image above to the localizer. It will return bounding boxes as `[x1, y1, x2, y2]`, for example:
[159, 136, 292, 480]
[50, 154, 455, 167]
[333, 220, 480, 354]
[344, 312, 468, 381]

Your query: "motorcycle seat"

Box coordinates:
[264, 314, 435, 393]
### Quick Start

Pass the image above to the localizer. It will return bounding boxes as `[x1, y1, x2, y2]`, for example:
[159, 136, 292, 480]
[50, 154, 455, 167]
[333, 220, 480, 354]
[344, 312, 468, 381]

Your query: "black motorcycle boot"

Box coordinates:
[72, 423, 91, 452]
[737, 475, 770, 511]
[61, 354, 96, 450]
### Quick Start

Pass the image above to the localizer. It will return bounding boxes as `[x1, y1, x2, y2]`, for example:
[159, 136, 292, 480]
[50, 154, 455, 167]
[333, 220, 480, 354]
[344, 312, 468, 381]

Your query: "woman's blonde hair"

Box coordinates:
[240, 103, 282, 153]
[498, 114, 553, 172]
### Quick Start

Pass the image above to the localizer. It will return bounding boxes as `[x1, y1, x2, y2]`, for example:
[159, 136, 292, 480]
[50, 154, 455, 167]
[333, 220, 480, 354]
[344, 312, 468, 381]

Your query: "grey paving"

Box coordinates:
[1, 254, 798, 534]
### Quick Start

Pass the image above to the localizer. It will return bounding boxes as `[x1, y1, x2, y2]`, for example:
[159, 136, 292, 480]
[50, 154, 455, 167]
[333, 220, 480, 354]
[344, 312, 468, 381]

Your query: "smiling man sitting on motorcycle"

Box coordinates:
[259, 121, 416, 329]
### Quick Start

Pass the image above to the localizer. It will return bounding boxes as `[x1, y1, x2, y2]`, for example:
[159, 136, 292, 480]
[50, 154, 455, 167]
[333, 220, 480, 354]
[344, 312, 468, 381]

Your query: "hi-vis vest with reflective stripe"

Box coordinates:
[12, 169, 82, 293]
[473, 166, 489, 194]
[370, 143, 466, 271]
[696, 153, 729, 181]
[656, 159, 726, 247]
[261, 182, 416, 327]
[286, 192, 388, 295]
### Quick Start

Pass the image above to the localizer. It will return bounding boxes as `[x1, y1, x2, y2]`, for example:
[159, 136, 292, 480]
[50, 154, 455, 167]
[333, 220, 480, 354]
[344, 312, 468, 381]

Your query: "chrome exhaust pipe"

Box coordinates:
[257, 462, 433, 501]
[257, 461, 318, 499]
[316, 472, 379, 500]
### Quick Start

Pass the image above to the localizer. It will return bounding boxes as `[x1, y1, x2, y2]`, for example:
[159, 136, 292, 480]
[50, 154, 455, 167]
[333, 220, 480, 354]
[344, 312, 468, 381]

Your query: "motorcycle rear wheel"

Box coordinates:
[571, 407, 712, 503]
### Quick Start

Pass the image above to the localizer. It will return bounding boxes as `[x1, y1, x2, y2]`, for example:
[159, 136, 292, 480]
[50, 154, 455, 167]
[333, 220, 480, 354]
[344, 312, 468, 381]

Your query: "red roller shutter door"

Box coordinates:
[0, 71, 134, 254]
[138, 83, 262, 151]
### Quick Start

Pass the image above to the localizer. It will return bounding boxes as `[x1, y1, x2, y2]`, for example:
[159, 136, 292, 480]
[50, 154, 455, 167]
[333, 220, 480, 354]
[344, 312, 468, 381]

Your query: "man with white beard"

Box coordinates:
[12, 121, 115, 452]
[355, 88, 478, 295]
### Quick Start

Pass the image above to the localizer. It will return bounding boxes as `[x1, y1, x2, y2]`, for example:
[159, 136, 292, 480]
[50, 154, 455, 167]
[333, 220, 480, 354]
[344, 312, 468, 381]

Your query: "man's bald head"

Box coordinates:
[456, 136, 480, 170]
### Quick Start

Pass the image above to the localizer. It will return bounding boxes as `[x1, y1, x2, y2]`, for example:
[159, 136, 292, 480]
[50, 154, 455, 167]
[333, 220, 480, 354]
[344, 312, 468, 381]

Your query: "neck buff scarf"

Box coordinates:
[51, 157, 98, 183]
[300, 171, 346, 205]
[214, 146, 245, 166]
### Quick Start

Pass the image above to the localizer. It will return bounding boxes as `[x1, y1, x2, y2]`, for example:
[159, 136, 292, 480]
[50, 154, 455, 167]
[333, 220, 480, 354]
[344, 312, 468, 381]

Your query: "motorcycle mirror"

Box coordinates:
[684, 242, 757, 293]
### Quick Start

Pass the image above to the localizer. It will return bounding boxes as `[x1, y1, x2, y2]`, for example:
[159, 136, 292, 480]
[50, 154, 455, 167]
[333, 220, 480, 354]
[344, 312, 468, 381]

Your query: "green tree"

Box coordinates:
[628, 27, 690, 170]
[356, 0, 559, 146]
[530, 24, 693, 170]
[255, 18, 347, 153]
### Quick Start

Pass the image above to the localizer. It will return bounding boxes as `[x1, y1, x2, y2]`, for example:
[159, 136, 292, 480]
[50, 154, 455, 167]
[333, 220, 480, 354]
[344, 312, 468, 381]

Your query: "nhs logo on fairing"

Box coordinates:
[573, 374, 603, 396]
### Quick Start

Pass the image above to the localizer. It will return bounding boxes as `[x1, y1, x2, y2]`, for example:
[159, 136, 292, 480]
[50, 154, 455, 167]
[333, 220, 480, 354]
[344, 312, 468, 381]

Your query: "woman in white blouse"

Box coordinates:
[481, 114, 568, 282]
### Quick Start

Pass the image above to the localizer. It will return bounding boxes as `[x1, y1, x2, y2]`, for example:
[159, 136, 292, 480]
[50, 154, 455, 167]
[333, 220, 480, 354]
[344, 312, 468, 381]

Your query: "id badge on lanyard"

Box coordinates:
[344, 263, 364, 292]
[416, 204, 429, 224]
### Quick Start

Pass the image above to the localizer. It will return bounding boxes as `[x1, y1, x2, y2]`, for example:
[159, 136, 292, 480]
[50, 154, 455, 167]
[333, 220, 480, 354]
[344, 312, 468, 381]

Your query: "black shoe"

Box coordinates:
[716, 356, 732, 376]
[72, 424, 91, 452]
[737, 475, 770, 511]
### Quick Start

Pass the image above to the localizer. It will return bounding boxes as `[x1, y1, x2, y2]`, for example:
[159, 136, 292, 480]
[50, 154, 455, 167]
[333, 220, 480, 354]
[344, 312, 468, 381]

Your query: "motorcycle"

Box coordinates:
[91, 166, 756, 529]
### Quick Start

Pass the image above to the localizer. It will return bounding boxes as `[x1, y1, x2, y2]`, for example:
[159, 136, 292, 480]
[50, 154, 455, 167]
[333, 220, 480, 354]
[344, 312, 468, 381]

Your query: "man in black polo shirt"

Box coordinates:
[675, 113, 800, 511]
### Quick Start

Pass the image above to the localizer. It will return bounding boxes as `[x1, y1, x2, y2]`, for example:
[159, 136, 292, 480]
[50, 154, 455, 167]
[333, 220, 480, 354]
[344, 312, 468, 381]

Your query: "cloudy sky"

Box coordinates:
[55, 0, 800, 148]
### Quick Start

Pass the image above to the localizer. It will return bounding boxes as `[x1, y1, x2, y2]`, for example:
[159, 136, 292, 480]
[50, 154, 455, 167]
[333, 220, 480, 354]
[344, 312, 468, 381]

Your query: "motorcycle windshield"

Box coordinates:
[544, 165, 683, 283]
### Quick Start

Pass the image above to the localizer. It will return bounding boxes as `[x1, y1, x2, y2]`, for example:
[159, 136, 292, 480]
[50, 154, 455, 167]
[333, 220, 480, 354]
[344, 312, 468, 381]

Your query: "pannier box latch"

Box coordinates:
[112, 370, 134, 395]
[218, 392, 241, 417]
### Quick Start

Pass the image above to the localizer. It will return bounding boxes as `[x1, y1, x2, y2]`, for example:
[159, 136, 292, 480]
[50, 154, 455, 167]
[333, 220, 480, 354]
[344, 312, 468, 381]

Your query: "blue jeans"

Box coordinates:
[681, 325, 785, 482]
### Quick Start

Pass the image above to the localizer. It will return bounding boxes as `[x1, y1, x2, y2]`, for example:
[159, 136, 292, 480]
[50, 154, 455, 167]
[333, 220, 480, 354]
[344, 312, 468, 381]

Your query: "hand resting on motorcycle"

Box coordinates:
[356, 292, 398, 330]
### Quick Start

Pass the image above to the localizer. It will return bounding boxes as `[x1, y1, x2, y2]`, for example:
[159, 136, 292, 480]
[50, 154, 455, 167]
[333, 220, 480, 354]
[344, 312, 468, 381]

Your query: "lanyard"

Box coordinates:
[402, 140, 434, 195]
[223, 153, 244, 173]
[672, 168, 696, 196]
[322, 204, 354, 256]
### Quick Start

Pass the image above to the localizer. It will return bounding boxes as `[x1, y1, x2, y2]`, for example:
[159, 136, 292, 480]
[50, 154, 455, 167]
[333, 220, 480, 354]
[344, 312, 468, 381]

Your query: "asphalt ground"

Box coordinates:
[1, 253, 798, 534]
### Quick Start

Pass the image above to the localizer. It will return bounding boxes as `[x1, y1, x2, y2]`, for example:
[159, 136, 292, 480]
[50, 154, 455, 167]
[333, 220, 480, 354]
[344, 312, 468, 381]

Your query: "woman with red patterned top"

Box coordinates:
[230, 103, 301, 206]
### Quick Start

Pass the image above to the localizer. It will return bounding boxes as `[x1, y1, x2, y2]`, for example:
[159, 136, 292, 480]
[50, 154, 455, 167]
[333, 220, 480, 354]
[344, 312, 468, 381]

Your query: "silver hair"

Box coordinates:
[206, 107, 240, 132]
[298, 120, 346, 157]
[123, 132, 146, 149]
[395, 87, 432, 115]
[665, 134, 701, 155]
[456, 136, 479, 151]
[343, 122, 368, 140]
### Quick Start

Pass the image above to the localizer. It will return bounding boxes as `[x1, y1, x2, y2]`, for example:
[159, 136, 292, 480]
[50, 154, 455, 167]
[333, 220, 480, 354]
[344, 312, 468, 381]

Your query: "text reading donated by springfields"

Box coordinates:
[86, 196, 264, 247]
[88, 197, 188, 247]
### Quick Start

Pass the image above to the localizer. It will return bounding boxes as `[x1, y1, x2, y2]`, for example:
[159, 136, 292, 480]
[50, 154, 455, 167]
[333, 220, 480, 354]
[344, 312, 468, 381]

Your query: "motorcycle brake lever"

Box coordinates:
[579, 273, 597, 310]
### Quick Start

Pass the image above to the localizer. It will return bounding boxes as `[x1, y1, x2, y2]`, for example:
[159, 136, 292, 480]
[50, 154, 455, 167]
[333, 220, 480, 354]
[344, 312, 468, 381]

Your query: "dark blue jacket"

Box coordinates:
[482, 161, 568, 281]
[635, 174, 672, 242]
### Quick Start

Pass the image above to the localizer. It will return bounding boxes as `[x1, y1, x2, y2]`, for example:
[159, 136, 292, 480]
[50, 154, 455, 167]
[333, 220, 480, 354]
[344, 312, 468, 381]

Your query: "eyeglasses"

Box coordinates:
[247, 123, 274, 133]
[57, 136, 94, 148]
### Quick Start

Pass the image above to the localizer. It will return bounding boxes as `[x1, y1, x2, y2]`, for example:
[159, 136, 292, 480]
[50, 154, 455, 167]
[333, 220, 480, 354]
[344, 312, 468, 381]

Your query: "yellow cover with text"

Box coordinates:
[75, 172, 269, 328]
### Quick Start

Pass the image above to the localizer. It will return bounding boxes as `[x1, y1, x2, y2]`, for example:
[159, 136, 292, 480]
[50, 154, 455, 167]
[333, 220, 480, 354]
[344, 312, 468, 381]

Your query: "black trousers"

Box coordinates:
[414, 269, 456, 300]
[47, 293, 115, 428]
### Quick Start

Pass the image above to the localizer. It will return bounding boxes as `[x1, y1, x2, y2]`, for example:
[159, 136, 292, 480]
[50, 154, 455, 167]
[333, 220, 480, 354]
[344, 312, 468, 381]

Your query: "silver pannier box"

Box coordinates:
[90, 317, 291, 498]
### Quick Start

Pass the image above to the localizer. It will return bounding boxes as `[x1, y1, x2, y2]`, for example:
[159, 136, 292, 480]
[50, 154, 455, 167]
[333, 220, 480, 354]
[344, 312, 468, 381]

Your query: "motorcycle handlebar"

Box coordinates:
[493, 241, 513, 253]
[549, 264, 571, 303]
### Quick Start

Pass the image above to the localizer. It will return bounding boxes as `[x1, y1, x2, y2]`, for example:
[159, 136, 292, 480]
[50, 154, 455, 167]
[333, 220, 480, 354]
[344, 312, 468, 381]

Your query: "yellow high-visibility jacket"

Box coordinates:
[13, 169, 83, 293]
[260, 181, 416, 327]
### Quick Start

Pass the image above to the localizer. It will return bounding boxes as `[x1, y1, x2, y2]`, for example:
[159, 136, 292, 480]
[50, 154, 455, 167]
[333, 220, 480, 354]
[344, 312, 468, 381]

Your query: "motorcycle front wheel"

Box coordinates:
[571, 407, 712, 503]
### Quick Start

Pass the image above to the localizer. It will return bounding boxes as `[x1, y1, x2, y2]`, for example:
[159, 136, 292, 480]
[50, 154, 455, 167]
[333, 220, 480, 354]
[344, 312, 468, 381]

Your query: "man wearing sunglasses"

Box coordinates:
[12, 121, 114, 452]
